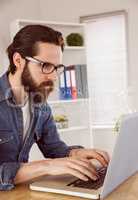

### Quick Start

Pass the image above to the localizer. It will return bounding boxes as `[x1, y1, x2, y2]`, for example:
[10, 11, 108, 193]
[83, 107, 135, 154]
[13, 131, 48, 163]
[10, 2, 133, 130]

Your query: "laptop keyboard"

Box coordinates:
[67, 167, 107, 190]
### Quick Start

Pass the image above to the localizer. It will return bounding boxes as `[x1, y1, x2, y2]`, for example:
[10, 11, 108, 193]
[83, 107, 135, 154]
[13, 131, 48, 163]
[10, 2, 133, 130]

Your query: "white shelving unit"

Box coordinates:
[10, 19, 92, 150]
[10, 19, 121, 161]
[48, 98, 89, 105]
[91, 125, 114, 130]
[58, 126, 88, 133]
[64, 46, 86, 50]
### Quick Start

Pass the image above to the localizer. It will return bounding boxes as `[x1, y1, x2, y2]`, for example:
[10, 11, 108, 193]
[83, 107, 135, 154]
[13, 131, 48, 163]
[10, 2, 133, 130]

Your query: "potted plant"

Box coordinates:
[113, 114, 125, 134]
[66, 33, 84, 46]
[54, 114, 68, 129]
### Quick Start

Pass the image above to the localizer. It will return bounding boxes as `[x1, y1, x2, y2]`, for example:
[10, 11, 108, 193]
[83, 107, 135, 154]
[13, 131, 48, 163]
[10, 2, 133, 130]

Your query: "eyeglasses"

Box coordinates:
[25, 56, 65, 75]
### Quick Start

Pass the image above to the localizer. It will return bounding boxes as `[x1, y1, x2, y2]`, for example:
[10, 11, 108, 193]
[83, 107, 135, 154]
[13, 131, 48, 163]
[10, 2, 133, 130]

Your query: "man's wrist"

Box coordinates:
[67, 146, 84, 157]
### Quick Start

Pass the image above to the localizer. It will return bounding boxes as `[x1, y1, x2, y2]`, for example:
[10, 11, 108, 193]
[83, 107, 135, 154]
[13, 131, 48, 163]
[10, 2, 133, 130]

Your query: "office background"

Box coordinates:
[0, 0, 138, 160]
[0, 0, 138, 107]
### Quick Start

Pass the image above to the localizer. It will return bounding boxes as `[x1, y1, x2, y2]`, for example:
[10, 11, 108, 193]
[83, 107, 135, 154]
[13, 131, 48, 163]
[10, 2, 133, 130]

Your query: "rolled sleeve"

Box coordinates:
[66, 145, 84, 157]
[0, 162, 20, 190]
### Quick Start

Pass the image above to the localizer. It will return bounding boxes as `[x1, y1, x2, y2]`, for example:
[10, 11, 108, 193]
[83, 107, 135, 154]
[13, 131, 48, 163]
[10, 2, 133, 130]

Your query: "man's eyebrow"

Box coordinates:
[35, 57, 53, 64]
[35, 57, 61, 66]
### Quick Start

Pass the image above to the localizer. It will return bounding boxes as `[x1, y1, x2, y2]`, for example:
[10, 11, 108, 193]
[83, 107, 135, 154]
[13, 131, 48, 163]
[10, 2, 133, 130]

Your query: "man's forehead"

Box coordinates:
[36, 42, 61, 54]
[36, 42, 62, 64]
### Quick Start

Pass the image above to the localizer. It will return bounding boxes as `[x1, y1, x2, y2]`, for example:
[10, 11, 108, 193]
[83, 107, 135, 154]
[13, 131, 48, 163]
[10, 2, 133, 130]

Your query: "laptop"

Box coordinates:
[30, 112, 138, 199]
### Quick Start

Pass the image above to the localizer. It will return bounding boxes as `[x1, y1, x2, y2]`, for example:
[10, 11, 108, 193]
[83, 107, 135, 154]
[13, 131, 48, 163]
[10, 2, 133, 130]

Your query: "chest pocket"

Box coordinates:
[0, 130, 14, 145]
[0, 130, 18, 162]
[0, 133, 14, 144]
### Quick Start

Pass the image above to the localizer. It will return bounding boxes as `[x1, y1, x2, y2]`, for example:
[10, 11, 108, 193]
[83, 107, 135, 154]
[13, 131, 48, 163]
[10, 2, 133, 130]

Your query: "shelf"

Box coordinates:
[15, 19, 85, 27]
[58, 126, 88, 133]
[48, 98, 89, 105]
[64, 46, 85, 50]
[91, 125, 114, 130]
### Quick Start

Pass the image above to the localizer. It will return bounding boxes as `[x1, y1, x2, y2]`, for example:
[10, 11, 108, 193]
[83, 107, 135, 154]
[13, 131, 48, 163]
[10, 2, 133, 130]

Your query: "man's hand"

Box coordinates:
[43, 148, 110, 182]
[69, 148, 110, 167]
[44, 157, 99, 181]
[14, 149, 110, 185]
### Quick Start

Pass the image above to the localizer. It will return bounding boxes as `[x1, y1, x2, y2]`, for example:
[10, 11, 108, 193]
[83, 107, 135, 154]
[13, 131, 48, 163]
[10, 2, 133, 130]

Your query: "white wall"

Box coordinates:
[0, 0, 138, 107]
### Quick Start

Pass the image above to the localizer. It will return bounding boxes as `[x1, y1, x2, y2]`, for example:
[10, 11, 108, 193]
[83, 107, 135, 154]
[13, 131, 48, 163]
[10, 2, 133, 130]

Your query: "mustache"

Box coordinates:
[37, 80, 54, 94]
[39, 80, 54, 88]
[24, 80, 54, 94]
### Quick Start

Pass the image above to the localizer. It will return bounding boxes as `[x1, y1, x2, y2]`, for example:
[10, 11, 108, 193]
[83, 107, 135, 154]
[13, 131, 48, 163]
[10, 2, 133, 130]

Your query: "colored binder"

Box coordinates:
[59, 64, 88, 100]
[75, 64, 88, 98]
[70, 67, 77, 99]
[59, 72, 66, 100]
[75, 65, 83, 98]
[80, 65, 89, 98]
[65, 70, 72, 99]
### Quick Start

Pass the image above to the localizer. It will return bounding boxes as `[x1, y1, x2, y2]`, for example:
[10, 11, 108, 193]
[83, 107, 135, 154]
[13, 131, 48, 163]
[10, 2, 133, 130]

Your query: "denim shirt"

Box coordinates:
[0, 72, 83, 191]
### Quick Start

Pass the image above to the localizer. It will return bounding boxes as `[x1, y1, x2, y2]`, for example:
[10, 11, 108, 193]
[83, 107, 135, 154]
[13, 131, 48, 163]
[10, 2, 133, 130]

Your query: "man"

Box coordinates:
[0, 25, 110, 191]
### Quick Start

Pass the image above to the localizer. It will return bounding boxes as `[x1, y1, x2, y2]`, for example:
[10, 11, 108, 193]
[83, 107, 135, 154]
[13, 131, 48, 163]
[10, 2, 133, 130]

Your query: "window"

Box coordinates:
[81, 11, 129, 125]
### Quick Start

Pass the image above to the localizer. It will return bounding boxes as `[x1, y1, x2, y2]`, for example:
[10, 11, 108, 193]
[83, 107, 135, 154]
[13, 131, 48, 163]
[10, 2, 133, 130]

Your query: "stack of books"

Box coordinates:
[59, 64, 88, 100]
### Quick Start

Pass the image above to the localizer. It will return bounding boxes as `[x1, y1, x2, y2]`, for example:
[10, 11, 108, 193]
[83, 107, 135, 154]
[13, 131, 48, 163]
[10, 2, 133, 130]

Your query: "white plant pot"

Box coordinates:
[56, 121, 68, 129]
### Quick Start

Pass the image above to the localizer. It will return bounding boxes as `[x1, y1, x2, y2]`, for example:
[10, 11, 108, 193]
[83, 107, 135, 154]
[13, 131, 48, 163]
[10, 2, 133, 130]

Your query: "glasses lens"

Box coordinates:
[42, 63, 55, 74]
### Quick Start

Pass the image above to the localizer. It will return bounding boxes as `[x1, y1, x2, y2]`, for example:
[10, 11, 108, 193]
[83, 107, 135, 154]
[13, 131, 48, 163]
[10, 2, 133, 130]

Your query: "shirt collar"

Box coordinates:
[0, 72, 15, 103]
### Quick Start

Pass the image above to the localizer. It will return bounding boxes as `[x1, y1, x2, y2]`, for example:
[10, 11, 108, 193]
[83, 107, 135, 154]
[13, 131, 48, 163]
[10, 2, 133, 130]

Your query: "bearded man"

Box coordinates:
[0, 25, 109, 190]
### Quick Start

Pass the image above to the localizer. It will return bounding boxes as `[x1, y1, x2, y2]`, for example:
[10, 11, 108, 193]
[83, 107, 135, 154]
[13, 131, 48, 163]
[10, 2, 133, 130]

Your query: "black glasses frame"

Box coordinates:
[25, 56, 65, 75]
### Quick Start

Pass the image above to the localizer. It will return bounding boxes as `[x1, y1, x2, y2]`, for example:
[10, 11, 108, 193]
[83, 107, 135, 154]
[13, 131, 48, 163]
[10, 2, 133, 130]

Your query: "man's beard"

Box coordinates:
[21, 62, 54, 104]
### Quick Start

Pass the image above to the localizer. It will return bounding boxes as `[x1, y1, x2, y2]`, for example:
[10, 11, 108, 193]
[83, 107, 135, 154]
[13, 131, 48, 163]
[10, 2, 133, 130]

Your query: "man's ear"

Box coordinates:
[13, 52, 25, 71]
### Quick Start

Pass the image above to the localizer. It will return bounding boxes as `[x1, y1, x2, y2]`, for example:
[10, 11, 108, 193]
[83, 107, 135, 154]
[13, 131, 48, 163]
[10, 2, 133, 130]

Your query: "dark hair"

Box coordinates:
[7, 25, 64, 74]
